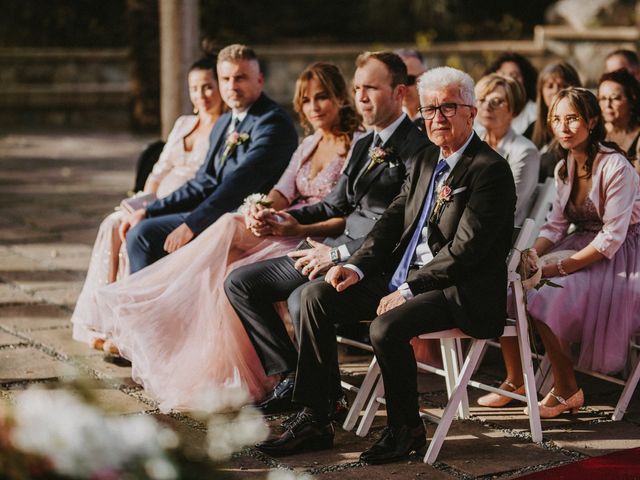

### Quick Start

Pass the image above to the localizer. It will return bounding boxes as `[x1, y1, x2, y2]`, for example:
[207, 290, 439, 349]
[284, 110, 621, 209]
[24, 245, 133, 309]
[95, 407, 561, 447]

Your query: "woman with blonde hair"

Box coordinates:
[475, 73, 539, 226]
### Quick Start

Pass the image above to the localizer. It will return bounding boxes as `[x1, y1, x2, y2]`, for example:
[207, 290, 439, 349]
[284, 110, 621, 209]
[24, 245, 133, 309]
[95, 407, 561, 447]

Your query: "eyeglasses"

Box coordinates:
[406, 75, 417, 86]
[550, 115, 583, 130]
[598, 95, 624, 105]
[477, 97, 507, 110]
[419, 102, 474, 120]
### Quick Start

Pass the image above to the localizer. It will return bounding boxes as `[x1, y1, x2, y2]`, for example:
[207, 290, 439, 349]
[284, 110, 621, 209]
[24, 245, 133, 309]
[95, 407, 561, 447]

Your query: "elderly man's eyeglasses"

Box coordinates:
[550, 115, 583, 130]
[419, 103, 474, 120]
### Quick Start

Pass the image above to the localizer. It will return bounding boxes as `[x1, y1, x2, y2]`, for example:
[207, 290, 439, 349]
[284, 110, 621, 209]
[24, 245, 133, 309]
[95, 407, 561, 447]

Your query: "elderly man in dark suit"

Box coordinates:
[224, 51, 429, 414]
[257, 66, 516, 461]
[120, 44, 297, 272]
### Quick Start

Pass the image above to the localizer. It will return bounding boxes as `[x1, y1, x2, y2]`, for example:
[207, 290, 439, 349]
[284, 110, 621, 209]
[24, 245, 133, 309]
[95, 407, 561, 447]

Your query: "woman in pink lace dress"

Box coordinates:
[75, 63, 363, 411]
[72, 56, 223, 346]
[480, 88, 640, 418]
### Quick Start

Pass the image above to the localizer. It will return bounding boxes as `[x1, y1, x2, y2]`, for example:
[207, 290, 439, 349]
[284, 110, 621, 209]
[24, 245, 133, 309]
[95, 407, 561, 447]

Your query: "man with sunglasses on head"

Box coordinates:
[396, 48, 430, 136]
[273, 66, 516, 463]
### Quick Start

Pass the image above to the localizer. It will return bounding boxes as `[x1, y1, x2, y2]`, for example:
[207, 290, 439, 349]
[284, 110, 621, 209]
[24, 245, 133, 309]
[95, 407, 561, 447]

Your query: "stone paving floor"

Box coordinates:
[1, 131, 639, 479]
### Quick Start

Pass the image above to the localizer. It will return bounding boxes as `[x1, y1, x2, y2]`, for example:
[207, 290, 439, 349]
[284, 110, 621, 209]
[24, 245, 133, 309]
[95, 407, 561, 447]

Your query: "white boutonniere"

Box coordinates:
[366, 145, 394, 172]
[238, 193, 272, 215]
[220, 131, 250, 165]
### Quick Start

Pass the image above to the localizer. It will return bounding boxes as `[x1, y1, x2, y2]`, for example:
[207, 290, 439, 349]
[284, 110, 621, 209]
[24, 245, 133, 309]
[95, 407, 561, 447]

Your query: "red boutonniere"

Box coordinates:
[430, 184, 453, 223]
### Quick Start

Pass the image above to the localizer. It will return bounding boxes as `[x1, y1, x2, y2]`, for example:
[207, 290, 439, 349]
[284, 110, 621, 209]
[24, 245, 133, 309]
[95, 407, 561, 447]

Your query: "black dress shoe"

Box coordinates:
[256, 410, 334, 456]
[280, 391, 349, 429]
[359, 424, 426, 464]
[257, 376, 295, 414]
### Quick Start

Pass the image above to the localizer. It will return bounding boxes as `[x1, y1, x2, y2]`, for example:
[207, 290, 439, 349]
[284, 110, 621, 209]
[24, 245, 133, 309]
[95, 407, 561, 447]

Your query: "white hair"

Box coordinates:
[417, 66, 475, 105]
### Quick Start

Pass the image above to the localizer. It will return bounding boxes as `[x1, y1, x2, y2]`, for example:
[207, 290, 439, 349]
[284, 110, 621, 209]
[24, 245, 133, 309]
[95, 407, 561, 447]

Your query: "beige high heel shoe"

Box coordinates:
[524, 388, 584, 418]
[102, 339, 120, 356]
[477, 381, 525, 407]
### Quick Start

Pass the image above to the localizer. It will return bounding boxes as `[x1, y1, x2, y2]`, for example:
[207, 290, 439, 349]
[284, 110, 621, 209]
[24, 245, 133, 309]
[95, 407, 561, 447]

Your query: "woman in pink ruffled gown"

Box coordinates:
[480, 88, 640, 418]
[72, 56, 223, 347]
[73, 62, 363, 411]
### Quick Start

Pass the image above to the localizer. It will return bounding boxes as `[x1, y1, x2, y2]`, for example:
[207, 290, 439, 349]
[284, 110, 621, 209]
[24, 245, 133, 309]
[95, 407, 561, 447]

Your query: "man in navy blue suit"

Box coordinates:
[120, 44, 298, 272]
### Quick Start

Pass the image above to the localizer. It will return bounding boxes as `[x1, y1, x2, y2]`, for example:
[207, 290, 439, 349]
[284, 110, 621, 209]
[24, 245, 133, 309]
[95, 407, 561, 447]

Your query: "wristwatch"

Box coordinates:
[330, 247, 341, 264]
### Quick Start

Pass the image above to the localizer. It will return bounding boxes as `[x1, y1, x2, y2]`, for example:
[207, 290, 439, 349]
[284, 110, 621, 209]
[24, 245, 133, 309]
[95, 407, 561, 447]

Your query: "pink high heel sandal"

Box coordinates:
[524, 388, 584, 418]
[477, 381, 525, 408]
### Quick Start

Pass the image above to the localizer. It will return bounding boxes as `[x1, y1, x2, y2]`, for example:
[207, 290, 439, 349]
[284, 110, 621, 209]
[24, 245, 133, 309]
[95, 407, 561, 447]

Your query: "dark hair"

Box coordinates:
[531, 62, 582, 149]
[598, 69, 640, 129]
[606, 49, 640, 67]
[293, 62, 362, 151]
[548, 87, 628, 182]
[189, 55, 218, 79]
[355, 51, 408, 87]
[394, 48, 424, 65]
[485, 52, 538, 102]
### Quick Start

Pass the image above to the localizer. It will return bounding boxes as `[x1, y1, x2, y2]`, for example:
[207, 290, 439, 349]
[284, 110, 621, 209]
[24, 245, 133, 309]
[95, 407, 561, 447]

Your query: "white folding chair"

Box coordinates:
[343, 219, 543, 464]
[528, 178, 555, 238]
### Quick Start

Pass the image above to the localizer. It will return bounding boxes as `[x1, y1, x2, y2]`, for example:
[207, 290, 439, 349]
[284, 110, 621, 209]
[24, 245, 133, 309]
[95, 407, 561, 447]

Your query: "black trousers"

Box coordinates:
[294, 275, 455, 427]
[224, 255, 307, 377]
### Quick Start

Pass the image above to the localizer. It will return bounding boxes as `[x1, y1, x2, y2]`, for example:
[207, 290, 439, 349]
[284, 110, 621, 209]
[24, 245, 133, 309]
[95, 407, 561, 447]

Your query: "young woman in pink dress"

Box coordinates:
[479, 87, 640, 417]
[74, 62, 363, 412]
[72, 55, 224, 347]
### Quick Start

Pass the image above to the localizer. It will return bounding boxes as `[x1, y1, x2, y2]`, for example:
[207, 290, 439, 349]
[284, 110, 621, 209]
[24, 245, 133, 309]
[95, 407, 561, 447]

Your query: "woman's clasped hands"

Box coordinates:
[244, 205, 301, 237]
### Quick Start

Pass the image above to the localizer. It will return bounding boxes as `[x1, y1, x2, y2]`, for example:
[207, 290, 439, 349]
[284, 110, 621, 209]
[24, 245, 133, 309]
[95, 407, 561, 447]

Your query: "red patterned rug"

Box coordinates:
[518, 448, 640, 479]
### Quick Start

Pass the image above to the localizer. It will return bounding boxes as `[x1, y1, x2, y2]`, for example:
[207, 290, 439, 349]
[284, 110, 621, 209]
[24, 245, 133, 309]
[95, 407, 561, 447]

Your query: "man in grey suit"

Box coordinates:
[224, 51, 430, 415]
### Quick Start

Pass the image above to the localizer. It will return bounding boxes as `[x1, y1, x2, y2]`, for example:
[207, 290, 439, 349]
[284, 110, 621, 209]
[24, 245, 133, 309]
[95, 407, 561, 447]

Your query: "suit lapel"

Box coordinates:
[395, 148, 438, 249]
[353, 117, 413, 205]
[208, 113, 232, 172]
[214, 109, 261, 179]
[426, 133, 481, 243]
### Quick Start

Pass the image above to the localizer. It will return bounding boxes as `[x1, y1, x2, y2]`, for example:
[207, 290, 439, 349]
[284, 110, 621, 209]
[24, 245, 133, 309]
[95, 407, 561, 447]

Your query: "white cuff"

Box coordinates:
[337, 244, 351, 261]
[397, 282, 414, 300]
[343, 264, 364, 280]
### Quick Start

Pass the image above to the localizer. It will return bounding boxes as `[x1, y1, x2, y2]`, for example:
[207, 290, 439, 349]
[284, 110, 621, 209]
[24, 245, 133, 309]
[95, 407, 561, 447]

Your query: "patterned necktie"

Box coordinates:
[388, 159, 450, 291]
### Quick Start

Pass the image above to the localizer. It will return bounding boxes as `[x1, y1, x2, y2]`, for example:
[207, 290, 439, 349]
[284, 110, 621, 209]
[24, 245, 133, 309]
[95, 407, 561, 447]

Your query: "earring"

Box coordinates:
[589, 129, 593, 134]
[193, 107, 199, 114]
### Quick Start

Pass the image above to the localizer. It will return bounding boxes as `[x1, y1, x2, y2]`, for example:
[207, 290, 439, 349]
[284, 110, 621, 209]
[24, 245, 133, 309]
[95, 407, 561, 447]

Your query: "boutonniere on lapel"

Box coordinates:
[221, 131, 250, 165]
[366, 145, 394, 172]
[429, 184, 453, 223]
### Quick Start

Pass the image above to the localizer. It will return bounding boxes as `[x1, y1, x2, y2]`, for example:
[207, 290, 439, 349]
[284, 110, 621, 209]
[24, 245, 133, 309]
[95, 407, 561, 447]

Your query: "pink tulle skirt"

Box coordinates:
[72, 213, 301, 411]
[525, 223, 640, 374]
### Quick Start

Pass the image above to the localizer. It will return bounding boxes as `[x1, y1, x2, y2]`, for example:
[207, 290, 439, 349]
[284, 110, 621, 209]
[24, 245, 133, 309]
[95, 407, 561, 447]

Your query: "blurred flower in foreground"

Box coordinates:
[267, 470, 315, 480]
[10, 388, 178, 479]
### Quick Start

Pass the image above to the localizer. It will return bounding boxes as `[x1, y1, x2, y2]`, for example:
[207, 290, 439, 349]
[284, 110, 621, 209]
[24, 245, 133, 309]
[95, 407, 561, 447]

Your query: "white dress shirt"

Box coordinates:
[343, 132, 475, 299]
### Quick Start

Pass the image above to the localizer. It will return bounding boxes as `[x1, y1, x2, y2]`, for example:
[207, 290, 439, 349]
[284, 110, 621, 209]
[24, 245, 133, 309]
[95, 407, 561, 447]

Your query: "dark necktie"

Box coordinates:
[217, 116, 240, 168]
[388, 159, 450, 291]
